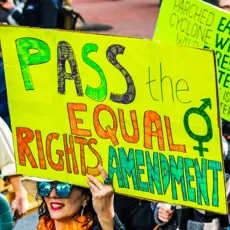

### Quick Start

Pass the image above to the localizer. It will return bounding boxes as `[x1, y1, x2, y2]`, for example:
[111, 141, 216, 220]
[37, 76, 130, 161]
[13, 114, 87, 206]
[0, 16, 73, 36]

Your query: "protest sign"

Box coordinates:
[0, 26, 226, 213]
[154, 0, 230, 122]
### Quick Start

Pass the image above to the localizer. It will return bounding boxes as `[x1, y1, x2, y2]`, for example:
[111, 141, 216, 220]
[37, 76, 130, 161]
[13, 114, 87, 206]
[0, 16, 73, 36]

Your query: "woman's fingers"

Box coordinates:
[88, 166, 112, 195]
[98, 165, 108, 180]
[88, 175, 104, 190]
[87, 179, 100, 193]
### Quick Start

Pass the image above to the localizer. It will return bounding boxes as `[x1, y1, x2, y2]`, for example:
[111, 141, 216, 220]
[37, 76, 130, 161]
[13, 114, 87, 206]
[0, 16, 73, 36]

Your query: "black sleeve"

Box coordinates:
[11, 0, 58, 28]
[114, 195, 156, 230]
[38, 0, 58, 28]
[114, 213, 126, 230]
[91, 214, 126, 230]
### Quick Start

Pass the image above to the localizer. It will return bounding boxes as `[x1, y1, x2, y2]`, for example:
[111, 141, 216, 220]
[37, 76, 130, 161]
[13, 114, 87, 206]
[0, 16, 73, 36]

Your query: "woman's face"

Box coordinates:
[44, 184, 86, 222]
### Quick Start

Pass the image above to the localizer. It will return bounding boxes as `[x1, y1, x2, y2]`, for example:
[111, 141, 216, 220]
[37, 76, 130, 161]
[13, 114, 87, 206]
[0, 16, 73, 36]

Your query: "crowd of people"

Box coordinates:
[0, 0, 230, 229]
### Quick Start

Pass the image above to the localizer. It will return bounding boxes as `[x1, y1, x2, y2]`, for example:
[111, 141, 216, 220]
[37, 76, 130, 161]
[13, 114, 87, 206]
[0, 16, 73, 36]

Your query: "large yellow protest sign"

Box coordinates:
[0, 26, 226, 213]
[154, 0, 230, 122]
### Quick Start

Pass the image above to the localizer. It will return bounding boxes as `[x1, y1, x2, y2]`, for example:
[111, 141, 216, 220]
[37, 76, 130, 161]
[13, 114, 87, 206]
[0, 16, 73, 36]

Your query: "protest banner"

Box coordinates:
[0, 26, 226, 213]
[154, 0, 230, 122]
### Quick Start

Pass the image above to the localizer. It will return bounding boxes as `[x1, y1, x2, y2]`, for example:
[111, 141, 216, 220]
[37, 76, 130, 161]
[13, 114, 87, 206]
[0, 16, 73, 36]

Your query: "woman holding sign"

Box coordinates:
[22, 165, 125, 230]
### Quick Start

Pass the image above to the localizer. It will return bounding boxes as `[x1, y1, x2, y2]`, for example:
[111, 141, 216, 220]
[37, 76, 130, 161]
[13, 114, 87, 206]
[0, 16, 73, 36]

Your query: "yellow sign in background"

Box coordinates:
[0, 26, 226, 213]
[154, 0, 230, 122]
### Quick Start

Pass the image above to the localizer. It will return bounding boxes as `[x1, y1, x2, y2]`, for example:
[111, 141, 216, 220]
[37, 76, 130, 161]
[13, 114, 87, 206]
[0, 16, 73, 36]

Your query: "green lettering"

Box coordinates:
[146, 151, 163, 195]
[184, 158, 196, 202]
[215, 33, 230, 51]
[218, 17, 227, 32]
[170, 156, 187, 201]
[159, 153, 170, 194]
[208, 160, 222, 207]
[108, 146, 124, 188]
[194, 159, 209, 206]
[82, 43, 107, 101]
[16, 37, 51, 90]
[118, 148, 138, 190]
[136, 150, 148, 192]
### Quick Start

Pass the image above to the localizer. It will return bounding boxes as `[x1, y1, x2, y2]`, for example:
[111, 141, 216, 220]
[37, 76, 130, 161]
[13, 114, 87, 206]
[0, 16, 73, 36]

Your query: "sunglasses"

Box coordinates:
[37, 182, 73, 198]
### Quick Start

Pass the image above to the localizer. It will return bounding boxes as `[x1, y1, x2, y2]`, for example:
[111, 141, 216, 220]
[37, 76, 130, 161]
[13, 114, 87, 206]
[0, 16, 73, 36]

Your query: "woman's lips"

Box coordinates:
[50, 202, 64, 211]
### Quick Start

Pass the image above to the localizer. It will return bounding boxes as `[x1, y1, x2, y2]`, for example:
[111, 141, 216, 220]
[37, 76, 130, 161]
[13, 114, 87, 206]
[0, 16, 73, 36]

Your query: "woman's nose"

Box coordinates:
[49, 187, 58, 198]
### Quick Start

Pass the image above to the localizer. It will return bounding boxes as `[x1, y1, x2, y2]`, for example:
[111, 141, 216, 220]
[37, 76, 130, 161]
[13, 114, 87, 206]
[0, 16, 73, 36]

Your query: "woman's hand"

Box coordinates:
[158, 203, 174, 223]
[87, 165, 114, 229]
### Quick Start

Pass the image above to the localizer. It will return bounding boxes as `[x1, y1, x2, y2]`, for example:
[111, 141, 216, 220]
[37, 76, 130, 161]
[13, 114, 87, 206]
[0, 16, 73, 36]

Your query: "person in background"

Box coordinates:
[114, 195, 157, 230]
[0, 116, 28, 218]
[0, 193, 14, 230]
[151, 203, 176, 230]
[0, 0, 25, 23]
[218, 0, 230, 11]
[0, 48, 27, 219]
[0, 51, 10, 128]
[114, 192, 175, 230]
[0, 0, 64, 29]
[203, 0, 230, 11]
[222, 120, 230, 174]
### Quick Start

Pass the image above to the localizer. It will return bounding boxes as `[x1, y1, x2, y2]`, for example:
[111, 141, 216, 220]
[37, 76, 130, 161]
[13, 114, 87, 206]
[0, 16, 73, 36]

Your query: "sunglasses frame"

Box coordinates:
[37, 181, 73, 198]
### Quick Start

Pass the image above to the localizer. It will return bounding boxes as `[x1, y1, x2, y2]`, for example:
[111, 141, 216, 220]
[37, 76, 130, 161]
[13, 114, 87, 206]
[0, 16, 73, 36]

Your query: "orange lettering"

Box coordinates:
[35, 130, 47, 169]
[144, 111, 165, 150]
[118, 109, 139, 143]
[94, 104, 119, 146]
[67, 103, 92, 137]
[87, 138, 102, 176]
[75, 137, 87, 175]
[46, 133, 64, 171]
[16, 127, 38, 168]
[63, 134, 79, 174]
[165, 116, 186, 152]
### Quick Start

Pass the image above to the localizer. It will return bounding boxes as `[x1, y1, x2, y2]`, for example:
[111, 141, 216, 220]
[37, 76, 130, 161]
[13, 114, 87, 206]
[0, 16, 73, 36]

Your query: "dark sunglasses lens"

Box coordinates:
[56, 183, 72, 198]
[38, 182, 52, 197]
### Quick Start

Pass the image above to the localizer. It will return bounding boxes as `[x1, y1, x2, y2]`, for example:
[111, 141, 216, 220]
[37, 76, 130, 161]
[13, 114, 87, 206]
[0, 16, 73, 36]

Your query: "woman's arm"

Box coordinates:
[0, 117, 15, 178]
[87, 165, 125, 230]
[0, 117, 27, 216]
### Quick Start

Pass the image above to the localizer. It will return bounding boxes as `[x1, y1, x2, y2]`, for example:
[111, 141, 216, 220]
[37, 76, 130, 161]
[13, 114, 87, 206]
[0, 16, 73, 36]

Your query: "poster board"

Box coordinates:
[154, 0, 230, 122]
[0, 26, 226, 213]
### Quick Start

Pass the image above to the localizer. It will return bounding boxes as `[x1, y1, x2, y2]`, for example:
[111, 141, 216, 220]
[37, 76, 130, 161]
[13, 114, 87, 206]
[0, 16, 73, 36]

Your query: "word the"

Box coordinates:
[146, 63, 191, 103]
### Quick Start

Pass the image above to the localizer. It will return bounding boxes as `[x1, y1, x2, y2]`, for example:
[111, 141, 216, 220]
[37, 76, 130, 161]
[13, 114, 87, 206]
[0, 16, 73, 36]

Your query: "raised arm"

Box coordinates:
[87, 165, 125, 230]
